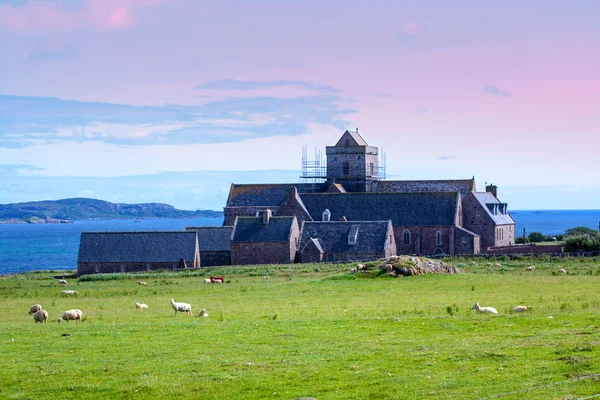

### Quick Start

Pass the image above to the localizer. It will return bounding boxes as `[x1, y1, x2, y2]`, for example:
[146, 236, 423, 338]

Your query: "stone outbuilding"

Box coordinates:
[299, 220, 397, 263]
[77, 231, 200, 276]
[184, 226, 233, 266]
[231, 210, 300, 265]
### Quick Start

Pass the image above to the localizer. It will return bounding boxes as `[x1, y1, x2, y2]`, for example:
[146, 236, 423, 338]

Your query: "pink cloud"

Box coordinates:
[403, 22, 419, 34]
[0, 0, 163, 34]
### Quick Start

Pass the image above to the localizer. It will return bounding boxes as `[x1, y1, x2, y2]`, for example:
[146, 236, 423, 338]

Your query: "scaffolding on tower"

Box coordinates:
[300, 145, 327, 191]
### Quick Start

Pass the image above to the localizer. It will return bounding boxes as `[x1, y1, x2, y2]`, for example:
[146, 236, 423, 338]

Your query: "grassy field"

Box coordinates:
[1, 257, 600, 399]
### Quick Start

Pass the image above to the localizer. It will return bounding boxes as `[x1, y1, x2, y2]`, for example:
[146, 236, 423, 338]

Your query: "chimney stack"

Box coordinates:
[486, 184, 498, 199]
[262, 209, 272, 225]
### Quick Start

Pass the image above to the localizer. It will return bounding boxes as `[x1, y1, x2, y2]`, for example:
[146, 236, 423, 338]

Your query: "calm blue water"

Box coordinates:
[0, 218, 223, 275]
[1, 211, 599, 274]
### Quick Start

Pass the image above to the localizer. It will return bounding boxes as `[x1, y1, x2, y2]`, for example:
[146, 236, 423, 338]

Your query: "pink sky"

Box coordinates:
[0, 0, 599, 209]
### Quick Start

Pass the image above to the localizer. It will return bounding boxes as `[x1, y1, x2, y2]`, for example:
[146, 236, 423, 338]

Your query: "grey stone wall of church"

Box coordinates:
[224, 206, 280, 226]
[200, 251, 231, 267]
[231, 242, 294, 265]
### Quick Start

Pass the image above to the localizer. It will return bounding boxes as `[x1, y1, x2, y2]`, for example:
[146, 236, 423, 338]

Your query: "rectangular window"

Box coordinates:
[343, 162, 350, 176]
[476, 210, 480, 217]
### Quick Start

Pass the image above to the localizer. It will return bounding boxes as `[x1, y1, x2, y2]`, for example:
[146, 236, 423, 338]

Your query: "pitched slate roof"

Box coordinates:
[470, 192, 515, 225]
[184, 226, 233, 251]
[226, 183, 321, 207]
[376, 178, 475, 195]
[335, 130, 368, 146]
[232, 216, 296, 242]
[300, 221, 391, 253]
[299, 192, 459, 226]
[78, 231, 198, 263]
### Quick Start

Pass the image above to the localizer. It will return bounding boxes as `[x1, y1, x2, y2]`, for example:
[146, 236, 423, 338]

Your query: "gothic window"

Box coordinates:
[403, 230, 410, 245]
[436, 231, 442, 245]
[343, 162, 350, 176]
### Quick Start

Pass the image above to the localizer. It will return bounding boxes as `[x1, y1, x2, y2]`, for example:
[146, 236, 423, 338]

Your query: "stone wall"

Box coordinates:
[454, 227, 480, 255]
[376, 180, 471, 195]
[486, 244, 563, 255]
[77, 261, 191, 276]
[393, 226, 457, 256]
[462, 194, 495, 251]
[200, 251, 231, 267]
[231, 242, 295, 265]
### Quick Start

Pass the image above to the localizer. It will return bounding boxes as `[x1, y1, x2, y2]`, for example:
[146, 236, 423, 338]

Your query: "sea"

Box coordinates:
[1, 211, 599, 275]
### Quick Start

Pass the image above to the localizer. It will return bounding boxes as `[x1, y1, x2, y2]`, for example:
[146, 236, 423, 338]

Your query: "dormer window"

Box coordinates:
[322, 209, 331, 222]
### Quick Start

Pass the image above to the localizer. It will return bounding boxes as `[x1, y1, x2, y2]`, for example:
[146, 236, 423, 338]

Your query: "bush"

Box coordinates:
[515, 236, 529, 244]
[564, 235, 600, 252]
[566, 227, 599, 238]
[528, 232, 550, 243]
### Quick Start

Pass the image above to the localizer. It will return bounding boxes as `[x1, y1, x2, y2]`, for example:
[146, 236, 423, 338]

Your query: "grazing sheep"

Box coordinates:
[357, 263, 366, 271]
[494, 263, 501, 267]
[58, 279, 68, 285]
[57, 309, 82, 323]
[471, 303, 498, 314]
[29, 304, 42, 314]
[486, 262, 493, 267]
[559, 268, 567, 274]
[385, 264, 394, 273]
[513, 305, 531, 313]
[170, 299, 192, 316]
[204, 278, 212, 284]
[33, 310, 48, 323]
[135, 302, 148, 310]
[263, 276, 270, 280]
[198, 309, 209, 317]
[526, 266, 536, 271]
[61, 290, 78, 295]
[138, 281, 148, 286]
[350, 268, 357, 273]
[210, 277, 224, 284]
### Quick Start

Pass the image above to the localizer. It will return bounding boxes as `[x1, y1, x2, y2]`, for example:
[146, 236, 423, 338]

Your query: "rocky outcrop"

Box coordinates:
[377, 255, 461, 277]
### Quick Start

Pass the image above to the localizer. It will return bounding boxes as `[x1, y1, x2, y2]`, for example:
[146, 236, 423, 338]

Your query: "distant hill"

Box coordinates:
[0, 198, 223, 224]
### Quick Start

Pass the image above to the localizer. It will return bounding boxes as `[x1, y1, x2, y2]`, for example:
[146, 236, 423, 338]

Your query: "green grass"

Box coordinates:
[1, 259, 600, 399]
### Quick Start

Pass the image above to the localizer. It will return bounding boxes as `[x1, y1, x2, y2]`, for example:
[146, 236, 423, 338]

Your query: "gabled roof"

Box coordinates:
[302, 237, 324, 253]
[185, 226, 233, 251]
[299, 192, 459, 226]
[300, 221, 391, 253]
[77, 231, 198, 263]
[470, 192, 515, 225]
[225, 183, 321, 207]
[232, 216, 297, 242]
[335, 130, 368, 147]
[376, 178, 475, 195]
[326, 183, 347, 193]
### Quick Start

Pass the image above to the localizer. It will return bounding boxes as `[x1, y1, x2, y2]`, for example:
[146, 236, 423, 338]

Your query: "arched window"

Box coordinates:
[403, 230, 410, 245]
[343, 162, 350, 176]
[436, 231, 442, 245]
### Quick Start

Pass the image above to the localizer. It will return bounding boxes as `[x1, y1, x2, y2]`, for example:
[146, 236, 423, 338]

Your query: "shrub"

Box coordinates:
[566, 227, 599, 238]
[564, 235, 600, 252]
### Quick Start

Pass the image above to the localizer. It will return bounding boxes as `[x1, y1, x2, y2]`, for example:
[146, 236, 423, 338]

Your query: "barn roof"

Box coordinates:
[184, 226, 233, 251]
[299, 192, 459, 226]
[376, 178, 475, 195]
[232, 216, 297, 242]
[300, 220, 392, 253]
[77, 231, 198, 263]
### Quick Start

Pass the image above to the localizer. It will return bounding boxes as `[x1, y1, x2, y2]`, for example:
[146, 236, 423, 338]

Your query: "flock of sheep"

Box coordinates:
[28, 278, 211, 324]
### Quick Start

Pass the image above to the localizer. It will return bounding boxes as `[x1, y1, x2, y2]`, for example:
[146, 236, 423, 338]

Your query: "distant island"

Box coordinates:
[0, 198, 223, 224]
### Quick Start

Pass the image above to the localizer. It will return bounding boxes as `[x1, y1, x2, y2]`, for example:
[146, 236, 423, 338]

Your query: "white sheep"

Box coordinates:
[204, 278, 212, 284]
[61, 290, 78, 295]
[29, 304, 42, 314]
[57, 309, 82, 323]
[33, 310, 49, 323]
[471, 303, 498, 314]
[357, 263, 366, 271]
[494, 263, 501, 267]
[350, 268, 357, 273]
[559, 268, 567, 274]
[198, 309, 209, 317]
[170, 299, 192, 316]
[513, 305, 531, 313]
[263, 276, 270, 280]
[58, 279, 68, 285]
[135, 302, 148, 310]
[138, 281, 148, 286]
[526, 266, 535, 271]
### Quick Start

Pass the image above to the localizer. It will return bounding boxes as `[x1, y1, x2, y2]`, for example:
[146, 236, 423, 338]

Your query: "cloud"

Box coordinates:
[403, 22, 419, 34]
[0, 94, 354, 147]
[371, 92, 393, 98]
[195, 79, 341, 94]
[0, 0, 163, 34]
[27, 38, 77, 63]
[437, 155, 457, 161]
[412, 107, 429, 114]
[482, 84, 512, 97]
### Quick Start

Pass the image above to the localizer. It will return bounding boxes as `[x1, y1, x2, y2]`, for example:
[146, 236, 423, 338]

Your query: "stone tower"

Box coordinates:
[326, 129, 379, 192]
